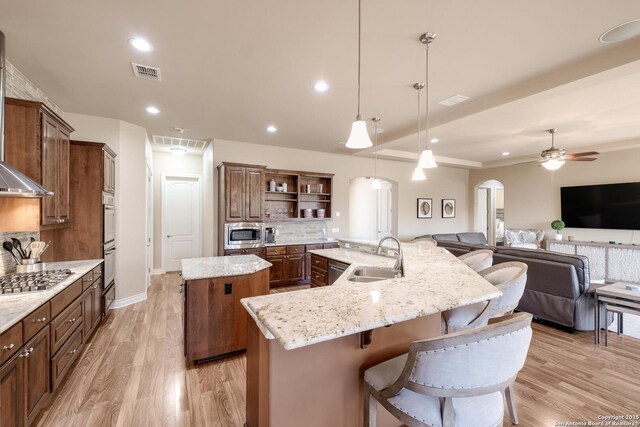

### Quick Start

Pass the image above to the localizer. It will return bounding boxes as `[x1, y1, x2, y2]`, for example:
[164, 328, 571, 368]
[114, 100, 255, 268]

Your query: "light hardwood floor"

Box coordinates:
[36, 274, 640, 427]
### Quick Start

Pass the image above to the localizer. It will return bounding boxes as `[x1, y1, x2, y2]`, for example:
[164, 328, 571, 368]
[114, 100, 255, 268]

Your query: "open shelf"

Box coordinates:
[263, 170, 333, 221]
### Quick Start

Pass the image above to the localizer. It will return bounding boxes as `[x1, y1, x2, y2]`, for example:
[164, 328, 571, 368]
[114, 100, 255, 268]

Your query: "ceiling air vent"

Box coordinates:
[438, 94, 469, 107]
[131, 63, 162, 81]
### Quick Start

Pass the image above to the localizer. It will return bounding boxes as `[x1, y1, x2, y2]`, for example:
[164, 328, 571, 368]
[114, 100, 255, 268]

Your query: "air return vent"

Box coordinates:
[131, 63, 162, 81]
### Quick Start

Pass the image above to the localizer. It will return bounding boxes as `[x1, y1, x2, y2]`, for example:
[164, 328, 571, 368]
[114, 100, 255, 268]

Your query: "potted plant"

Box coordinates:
[551, 219, 565, 241]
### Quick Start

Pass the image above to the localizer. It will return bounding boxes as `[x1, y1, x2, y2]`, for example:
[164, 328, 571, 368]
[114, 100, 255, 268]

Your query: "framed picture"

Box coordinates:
[442, 199, 456, 218]
[417, 198, 432, 219]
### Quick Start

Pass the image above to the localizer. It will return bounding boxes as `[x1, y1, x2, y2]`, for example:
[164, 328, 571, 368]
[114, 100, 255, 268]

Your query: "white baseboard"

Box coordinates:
[111, 292, 147, 309]
[152, 268, 165, 275]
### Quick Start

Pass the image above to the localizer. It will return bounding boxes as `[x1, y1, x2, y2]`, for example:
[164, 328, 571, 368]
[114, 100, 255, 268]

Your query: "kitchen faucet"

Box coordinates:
[377, 236, 405, 277]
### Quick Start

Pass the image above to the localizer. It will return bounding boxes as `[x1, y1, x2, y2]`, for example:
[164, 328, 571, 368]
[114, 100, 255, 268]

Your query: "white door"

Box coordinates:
[146, 165, 153, 288]
[163, 175, 201, 272]
[377, 187, 393, 239]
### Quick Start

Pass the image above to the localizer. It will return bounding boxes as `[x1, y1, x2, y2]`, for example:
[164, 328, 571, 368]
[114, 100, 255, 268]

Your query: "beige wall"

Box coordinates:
[65, 113, 149, 302]
[210, 138, 470, 254]
[151, 151, 204, 270]
[469, 146, 640, 244]
[202, 144, 215, 257]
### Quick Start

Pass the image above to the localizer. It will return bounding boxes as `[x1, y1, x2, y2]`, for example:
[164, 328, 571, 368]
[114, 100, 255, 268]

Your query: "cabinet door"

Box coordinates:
[0, 352, 23, 427]
[103, 151, 110, 192]
[83, 288, 94, 339]
[285, 254, 305, 282]
[244, 248, 266, 259]
[57, 127, 71, 223]
[245, 168, 264, 221]
[225, 166, 245, 222]
[92, 282, 102, 330]
[23, 325, 50, 425]
[110, 154, 116, 193]
[267, 256, 286, 283]
[41, 116, 59, 226]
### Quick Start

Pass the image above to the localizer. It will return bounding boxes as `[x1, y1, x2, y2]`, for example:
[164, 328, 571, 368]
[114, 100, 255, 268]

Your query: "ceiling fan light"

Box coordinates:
[542, 159, 565, 171]
[418, 149, 438, 168]
[345, 119, 373, 149]
[411, 166, 426, 181]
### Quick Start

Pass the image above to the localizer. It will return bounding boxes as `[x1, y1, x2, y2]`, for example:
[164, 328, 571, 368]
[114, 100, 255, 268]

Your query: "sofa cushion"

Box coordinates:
[457, 232, 488, 245]
[431, 233, 460, 242]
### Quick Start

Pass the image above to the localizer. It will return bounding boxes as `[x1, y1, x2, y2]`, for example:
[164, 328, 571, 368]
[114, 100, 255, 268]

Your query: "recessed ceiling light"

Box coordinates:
[129, 37, 154, 52]
[502, 152, 510, 156]
[146, 106, 160, 114]
[599, 19, 640, 43]
[170, 147, 187, 156]
[430, 138, 439, 143]
[267, 125, 277, 133]
[314, 80, 330, 92]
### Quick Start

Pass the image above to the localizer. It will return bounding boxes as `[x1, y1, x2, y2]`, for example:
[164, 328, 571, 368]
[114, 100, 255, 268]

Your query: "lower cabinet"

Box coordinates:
[0, 325, 51, 427]
[82, 281, 103, 340]
[266, 245, 305, 286]
[223, 248, 266, 259]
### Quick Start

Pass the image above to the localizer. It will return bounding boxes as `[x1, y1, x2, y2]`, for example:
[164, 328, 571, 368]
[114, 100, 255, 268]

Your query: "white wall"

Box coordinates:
[202, 144, 215, 257]
[469, 146, 640, 244]
[152, 151, 204, 269]
[65, 113, 149, 303]
[349, 177, 379, 240]
[210, 138, 470, 254]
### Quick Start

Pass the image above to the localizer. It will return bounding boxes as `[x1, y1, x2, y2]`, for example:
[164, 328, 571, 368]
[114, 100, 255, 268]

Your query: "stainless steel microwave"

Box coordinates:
[224, 222, 264, 249]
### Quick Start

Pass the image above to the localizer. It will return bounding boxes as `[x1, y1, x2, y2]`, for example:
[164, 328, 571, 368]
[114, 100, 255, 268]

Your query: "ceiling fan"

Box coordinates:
[539, 128, 599, 170]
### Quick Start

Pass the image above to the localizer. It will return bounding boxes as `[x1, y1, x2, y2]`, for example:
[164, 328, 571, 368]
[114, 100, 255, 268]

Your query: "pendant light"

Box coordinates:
[418, 32, 438, 169]
[411, 82, 426, 181]
[370, 117, 390, 189]
[345, 0, 373, 149]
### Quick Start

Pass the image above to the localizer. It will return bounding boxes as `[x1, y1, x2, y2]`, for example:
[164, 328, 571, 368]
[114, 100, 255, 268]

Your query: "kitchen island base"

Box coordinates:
[246, 314, 440, 427]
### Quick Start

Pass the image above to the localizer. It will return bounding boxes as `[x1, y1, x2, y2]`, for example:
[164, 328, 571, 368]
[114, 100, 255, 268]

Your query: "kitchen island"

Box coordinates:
[241, 244, 501, 427]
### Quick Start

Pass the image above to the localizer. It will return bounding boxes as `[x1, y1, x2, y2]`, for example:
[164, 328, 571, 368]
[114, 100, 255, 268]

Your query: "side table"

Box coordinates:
[595, 282, 640, 345]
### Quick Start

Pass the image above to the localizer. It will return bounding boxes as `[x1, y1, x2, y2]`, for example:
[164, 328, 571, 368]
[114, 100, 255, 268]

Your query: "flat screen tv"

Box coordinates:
[560, 182, 640, 230]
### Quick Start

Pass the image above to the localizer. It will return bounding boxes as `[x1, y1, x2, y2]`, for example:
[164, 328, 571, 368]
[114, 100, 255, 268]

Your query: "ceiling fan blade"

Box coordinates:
[567, 151, 600, 158]
[567, 157, 597, 161]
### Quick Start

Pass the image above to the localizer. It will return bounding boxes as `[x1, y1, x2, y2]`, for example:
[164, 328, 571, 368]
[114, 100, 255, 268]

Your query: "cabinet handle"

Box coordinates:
[35, 317, 47, 323]
[2, 344, 14, 350]
[19, 347, 34, 358]
[67, 318, 77, 324]
[93, 284, 99, 289]
[69, 349, 77, 355]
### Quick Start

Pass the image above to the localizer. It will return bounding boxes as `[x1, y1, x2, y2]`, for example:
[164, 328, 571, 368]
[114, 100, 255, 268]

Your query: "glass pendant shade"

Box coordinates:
[345, 119, 373, 149]
[411, 165, 426, 181]
[541, 159, 565, 171]
[418, 149, 437, 168]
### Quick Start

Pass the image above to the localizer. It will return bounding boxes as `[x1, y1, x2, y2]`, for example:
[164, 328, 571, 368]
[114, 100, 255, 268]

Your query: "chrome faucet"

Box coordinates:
[377, 236, 405, 277]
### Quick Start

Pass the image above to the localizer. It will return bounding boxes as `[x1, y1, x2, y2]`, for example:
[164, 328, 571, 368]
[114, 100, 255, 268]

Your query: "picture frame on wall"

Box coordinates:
[417, 198, 432, 219]
[442, 199, 456, 218]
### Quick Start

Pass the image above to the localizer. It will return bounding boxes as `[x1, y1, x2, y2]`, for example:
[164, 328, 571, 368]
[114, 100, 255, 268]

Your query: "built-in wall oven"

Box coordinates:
[103, 193, 116, 296]
[224, 222, 264, 249]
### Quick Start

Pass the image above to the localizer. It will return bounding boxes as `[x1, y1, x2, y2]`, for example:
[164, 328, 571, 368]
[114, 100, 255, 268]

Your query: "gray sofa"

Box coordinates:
[426, 233, 605, 331]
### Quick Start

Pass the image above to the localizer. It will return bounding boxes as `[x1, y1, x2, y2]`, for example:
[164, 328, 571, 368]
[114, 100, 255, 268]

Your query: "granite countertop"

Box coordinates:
[263, 238, 337, 247]
[0, 259, 103, 334]
[241, 244, 501, 350]
[181, 255, 272, 281]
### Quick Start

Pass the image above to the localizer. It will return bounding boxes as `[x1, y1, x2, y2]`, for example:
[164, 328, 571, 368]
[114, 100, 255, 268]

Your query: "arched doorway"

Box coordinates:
[348, 177, 398, 240]
[474, 180, 504, 246]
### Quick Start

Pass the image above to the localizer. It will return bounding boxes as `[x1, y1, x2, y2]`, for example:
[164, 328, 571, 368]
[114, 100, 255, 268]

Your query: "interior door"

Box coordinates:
[376, 187, 393, 240]
[163, 176, 201, 272]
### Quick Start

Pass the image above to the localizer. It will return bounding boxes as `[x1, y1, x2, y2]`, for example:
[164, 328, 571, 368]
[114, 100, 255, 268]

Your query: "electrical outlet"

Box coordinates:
[224, 283, 232, 294]
[332, 228, 340, 233]
[275, 229, 280, 235]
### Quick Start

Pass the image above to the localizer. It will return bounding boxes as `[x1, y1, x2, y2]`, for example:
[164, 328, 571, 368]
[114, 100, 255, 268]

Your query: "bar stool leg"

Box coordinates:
[617, 312, 621, 335]
[604, 306, 608, 347]
[620, 312, 624, 334]
[594, 294, 600, 345]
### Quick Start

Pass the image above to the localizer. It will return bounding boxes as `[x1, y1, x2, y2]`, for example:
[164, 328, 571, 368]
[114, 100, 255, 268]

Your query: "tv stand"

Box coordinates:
[547, 240, 640, 284]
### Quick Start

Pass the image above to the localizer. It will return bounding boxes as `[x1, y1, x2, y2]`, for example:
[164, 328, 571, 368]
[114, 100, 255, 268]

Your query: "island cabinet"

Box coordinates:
[3, 98, 74, 229]
[218, 163, 266, 223]
[184, 268, 270, 362]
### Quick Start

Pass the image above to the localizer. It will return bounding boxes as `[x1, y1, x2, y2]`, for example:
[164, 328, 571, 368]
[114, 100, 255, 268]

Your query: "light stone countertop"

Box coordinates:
[181, 255, 272, 281]
[241, 244, 502, 350]
[263, 238, 337, 247]
[0, 259, 103, 334]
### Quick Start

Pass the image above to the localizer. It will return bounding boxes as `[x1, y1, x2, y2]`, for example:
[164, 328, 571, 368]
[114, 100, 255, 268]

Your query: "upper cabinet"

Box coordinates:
[218, 163, 265, 222]
[4, 98, 74, 229]
[103, 146, 116, 194]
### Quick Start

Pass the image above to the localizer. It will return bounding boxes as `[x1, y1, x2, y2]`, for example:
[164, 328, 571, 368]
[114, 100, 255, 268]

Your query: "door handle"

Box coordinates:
[167, 235, 172, 238]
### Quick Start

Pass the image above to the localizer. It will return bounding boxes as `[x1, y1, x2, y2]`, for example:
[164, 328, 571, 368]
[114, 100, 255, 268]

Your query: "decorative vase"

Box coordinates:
[555, 234, 563, 241]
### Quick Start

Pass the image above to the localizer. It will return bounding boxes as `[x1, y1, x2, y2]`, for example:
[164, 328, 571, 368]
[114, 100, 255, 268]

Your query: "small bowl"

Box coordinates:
[276, 186, 284, 192]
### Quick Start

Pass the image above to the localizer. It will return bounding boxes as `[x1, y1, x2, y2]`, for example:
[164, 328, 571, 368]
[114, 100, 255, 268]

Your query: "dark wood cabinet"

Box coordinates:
[184, 269, 270, 362]
[4, 98, 74, 229]
[310, 254, 330, 288]
[82, 277, 102, 341]
[219, 163, 265, 223]
[245, 168, 264, 221]
[265, 245, 306, 286]
[223, 248, 266, 259]
[0, 350, 23, 427]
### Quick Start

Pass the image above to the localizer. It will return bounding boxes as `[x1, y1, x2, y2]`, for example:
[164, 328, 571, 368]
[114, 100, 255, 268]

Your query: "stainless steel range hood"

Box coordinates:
[0, 30, 54, 198]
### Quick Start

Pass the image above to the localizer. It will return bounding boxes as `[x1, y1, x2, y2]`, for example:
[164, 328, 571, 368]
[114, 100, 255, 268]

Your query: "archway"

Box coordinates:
[474, 180, 505, 246]
[348, 176, 399, 240]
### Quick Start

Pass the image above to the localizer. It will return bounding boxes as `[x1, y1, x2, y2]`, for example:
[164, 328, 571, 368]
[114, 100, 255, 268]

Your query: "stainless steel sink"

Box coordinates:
[347, 267, 399, 283]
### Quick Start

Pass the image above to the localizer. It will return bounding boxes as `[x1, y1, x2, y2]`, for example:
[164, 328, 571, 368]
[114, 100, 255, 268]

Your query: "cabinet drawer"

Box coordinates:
[323, 243, 339, 249]
[51, 325, 83, 391]
[305, 244, 323, 251]
[92, 265, 102, 281]
[82, 271, 95, 291]
[22, 303, 51, 343]
[1, 322, 22, 364]
[51, 300, 82, 355]
[310, 254, 328, 271]
[310, 267, 328, 287]
[51, 278, 82, 318]
[266, 246, 286, 256]
[286, 245, 305, 255]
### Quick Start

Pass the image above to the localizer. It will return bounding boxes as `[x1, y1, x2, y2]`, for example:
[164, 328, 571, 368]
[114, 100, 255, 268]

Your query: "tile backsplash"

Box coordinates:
[0, 231, 40, 276]
[5, 60, 64, 117]
[267, 222, 327, 244]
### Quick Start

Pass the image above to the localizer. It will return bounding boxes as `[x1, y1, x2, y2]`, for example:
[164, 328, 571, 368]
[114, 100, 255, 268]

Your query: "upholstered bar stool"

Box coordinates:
[458, 249, 493, 272]
[364, 313, 533, 427]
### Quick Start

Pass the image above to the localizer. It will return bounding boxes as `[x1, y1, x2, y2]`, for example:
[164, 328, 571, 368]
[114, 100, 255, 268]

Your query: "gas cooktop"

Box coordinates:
[0, 269, 74, 295]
